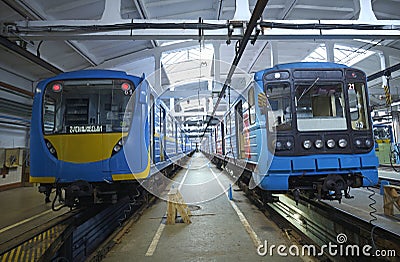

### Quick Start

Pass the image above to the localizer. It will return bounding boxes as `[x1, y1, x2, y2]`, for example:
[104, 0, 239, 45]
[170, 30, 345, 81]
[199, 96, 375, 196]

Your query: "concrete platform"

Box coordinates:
[0, 185, 67, 246]
[104, 153, 302, 261]
[378, 166, 400, 181]
[0, 186, 55, 228]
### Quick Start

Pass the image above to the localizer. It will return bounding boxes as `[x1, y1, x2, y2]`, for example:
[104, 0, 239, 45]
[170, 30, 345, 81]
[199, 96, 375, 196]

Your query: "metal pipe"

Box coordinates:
[367, 62, 400, 82]
[0, 36, 63, 75]
[202, 0, 269, 139]
[0, 81, 34, 98]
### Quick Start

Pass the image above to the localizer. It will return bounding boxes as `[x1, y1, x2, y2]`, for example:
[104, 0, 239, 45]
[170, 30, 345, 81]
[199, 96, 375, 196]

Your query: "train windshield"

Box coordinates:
[295, 81, 347, 131]
[43, 79, 134, 134]
[347, 82, 370, 130]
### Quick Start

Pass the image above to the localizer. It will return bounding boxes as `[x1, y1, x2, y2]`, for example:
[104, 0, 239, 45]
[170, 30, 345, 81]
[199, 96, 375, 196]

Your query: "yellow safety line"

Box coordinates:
[27, 239, 33, 262]
[37, 232, 43, 259]
[20, 242, 26, 262]
[209, 167, 262, 248]
[144, 223, 166, 256]
[0, 224, 66, 262]
[145, 158, 193, 257]
[8, 246, 16, 261]
[14, 245, 22, 262]
[0, 208, 56, 234]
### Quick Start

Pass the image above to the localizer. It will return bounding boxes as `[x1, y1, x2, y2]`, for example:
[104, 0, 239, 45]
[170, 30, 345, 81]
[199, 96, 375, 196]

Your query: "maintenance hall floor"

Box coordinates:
[103, 152, 301, 261]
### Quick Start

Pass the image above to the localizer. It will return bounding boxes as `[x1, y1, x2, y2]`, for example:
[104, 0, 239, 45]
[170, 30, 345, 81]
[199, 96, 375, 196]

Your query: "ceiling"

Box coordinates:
[1, 0, 400, 139]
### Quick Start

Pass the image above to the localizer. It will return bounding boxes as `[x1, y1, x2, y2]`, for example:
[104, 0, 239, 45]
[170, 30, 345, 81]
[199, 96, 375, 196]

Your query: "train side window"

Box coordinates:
[226, 113, 231, 135]
[248, 87, 256, 125]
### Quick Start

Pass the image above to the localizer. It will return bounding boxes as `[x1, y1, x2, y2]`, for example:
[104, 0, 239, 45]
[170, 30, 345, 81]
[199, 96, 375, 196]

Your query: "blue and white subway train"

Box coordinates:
[30, 69, 193, 208]
[202, 62, 379, 202]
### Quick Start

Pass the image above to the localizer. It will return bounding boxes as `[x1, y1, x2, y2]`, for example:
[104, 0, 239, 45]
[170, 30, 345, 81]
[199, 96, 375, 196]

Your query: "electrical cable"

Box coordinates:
[118, 188, 141, 226]
[363, 175, 378, 251]
[12, 21, 400, 35]
[52, 185, 67, 211]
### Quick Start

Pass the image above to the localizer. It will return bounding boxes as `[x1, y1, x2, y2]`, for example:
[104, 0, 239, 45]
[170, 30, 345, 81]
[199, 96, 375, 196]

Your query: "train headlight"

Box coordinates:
[113, 144, 121, 152]
[365, 139, 372, 147]
[326, 139, 335, 148]
[112, 139, 124, 155]
[355, 139, 362, 147]
[338, 139, 348, 148]
[276, 141, 283, 150]
[44, 139, 58, 158]
[286, 140, 293, 149]
[303, 140, 312, 149]
[315, 140, 323, 149]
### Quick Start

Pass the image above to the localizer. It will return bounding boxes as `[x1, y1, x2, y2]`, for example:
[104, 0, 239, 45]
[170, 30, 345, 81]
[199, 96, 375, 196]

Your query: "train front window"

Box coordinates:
[43, 79, 134, 134]
[295, 81, 346, 131]
[348, 82, 369, 130]
[265, 83, 292, 131]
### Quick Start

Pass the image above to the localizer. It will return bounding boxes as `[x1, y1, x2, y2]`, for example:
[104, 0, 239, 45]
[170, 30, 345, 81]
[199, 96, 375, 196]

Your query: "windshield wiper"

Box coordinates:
[298, 77, 319, 101]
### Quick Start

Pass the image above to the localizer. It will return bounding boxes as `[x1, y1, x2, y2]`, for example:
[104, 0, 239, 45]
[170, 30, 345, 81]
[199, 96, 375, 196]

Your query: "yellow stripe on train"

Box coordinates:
[29, 176, 56, 183]
[44, 133, 122, 163]
[112, 152, 151, 181]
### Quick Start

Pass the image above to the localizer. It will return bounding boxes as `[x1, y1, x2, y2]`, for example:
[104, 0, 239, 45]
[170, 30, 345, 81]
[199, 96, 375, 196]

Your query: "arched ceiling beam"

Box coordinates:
[2, 0, 100, 66]
[95, 40, 200, 69]
[0, 36, 62, 75]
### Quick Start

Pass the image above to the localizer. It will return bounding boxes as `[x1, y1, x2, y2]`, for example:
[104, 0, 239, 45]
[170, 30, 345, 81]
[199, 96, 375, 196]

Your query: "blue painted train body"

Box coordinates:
[203, 62, 378, 202]
[30, 69, 192, 207]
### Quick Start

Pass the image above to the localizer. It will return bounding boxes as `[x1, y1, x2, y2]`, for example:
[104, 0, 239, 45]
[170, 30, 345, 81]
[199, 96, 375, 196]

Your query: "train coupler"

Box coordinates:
[65, 180, 94, 207]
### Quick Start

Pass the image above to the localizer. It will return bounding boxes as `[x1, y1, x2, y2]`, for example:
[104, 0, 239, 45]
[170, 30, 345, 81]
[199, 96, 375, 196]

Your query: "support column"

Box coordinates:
[154, 52, 162, 93]
[270, 42, 279, 67]
[213, 42, 221, 88]
[233, 0, 251, 20]
[358, 0, 377, 21]
[325, 42, 335, 62]
[393, 113, 400, 143]
[101, 0, 122, 21]
[379, 52, 390, 88]
[170, 86, 175, 113]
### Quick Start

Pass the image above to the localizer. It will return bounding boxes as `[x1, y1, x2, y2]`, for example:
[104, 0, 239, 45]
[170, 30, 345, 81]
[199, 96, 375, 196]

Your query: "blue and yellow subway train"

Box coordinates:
[30, 69, 193, 208]
[203, 62, 378, 202]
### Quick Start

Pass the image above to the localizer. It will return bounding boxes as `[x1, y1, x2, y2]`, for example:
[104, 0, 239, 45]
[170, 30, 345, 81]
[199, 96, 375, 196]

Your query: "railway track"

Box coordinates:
[0, 159, 187, 262]
[0, 198, 141, 262]
[236, 179, 400, 261]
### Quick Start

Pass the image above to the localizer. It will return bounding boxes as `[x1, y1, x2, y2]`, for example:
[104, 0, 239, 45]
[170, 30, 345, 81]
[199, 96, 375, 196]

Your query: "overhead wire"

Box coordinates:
[201, 0, 270, 140]
[11, 21, 400, 34]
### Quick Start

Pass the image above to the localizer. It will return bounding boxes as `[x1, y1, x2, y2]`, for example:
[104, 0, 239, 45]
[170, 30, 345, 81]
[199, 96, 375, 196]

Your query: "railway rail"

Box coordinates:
[235, 173, 400, 261]
[0, 198, 141, 262]
[0, 160, 186, 262]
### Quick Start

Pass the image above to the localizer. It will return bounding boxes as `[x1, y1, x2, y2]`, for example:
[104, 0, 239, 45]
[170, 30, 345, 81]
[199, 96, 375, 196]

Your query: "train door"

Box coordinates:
[221, 121, 225, 156]
[175, 123, 178, 154]
[214, 128, 218, 154]
[235, 101, 244, 159]
[160, 106, 166, 161]
[150, 95, 155, 163]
